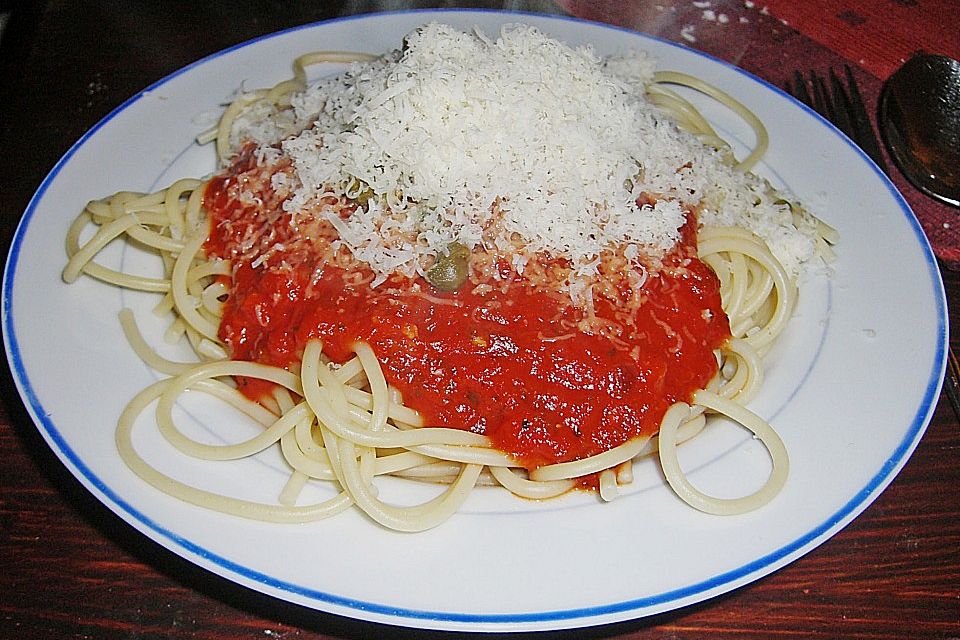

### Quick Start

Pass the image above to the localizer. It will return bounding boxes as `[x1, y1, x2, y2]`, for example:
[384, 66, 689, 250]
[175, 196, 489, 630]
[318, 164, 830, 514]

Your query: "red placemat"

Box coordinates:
[761, 0, 960, 79]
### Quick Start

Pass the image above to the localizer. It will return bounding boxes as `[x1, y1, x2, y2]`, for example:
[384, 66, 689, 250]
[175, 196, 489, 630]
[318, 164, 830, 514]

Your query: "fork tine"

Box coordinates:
[810, 72, 838, 127]
[790, 70, 813, 107]
[827, 68, 856, 138]
[842, 65, 890, 174]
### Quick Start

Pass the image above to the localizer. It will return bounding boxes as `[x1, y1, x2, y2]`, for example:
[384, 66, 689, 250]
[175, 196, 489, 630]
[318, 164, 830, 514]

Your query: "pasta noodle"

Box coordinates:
[62, 25, 835, 531]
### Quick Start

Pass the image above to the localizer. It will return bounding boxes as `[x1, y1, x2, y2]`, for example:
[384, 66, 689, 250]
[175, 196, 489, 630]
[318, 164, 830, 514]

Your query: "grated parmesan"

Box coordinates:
[227, 22, 821, 292]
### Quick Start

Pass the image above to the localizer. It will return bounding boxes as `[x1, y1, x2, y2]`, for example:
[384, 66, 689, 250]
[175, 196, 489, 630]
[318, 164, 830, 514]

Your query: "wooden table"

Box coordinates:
[2, 1, 958, 637]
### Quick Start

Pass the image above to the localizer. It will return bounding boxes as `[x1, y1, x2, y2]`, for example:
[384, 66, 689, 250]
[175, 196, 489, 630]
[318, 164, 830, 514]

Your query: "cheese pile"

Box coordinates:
[229, 22, 820, 287]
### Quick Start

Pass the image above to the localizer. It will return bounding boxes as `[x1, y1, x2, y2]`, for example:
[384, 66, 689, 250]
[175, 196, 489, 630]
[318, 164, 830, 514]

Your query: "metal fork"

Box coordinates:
[785, 65, 889, 174]
[786, 66, 960, 420]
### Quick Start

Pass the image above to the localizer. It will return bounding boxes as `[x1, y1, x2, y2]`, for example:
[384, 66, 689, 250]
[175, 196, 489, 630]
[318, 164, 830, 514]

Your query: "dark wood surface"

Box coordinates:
[2, 2, 958, 638]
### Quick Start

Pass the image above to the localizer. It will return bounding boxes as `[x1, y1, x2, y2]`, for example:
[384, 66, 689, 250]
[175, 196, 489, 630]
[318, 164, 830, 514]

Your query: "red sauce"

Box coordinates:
[203, 160, 730, 475]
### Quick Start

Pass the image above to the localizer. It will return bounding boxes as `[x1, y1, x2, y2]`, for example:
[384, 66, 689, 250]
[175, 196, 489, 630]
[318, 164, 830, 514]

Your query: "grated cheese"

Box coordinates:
[228, 22, 821, 292]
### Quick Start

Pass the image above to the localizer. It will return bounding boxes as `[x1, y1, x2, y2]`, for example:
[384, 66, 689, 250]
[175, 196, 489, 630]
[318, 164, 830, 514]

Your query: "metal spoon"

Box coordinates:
[879, 54, 960, 208]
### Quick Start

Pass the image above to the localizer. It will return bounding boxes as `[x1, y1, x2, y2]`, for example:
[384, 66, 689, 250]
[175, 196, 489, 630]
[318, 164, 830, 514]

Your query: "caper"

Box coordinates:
[426, 242, 470, 292]
[355, 187, 374, 208]
[345, 177, 375, 208]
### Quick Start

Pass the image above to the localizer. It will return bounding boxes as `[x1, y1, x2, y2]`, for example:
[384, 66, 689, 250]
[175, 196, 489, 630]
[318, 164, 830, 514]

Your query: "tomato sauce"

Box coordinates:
[203, 166, 730, 473]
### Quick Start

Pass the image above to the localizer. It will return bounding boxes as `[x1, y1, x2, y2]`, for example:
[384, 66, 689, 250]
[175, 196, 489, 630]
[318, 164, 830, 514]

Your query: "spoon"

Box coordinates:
[879, 54, 960, 208]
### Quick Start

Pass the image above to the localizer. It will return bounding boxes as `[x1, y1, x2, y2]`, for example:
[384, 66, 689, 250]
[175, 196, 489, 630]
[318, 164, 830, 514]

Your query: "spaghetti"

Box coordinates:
[62, 23, 835, 531]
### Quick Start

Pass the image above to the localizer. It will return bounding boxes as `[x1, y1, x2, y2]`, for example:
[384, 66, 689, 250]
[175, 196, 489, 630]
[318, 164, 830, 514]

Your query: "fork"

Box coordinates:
[786, 66, 960, 420]
[785, 65, 890, 174]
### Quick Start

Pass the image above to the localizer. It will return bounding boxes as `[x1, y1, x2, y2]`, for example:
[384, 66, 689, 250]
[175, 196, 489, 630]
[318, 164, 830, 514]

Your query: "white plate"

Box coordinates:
[2, 9, 946, 632]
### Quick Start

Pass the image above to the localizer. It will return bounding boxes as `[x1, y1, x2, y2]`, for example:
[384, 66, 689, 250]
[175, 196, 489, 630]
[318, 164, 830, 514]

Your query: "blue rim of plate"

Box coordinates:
[1, 9, 948, 629]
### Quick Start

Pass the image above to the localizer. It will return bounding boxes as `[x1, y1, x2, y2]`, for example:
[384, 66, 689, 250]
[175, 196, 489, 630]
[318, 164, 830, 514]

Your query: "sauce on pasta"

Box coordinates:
[60, 24, 822, 526]
[204, 152, 731, 473]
